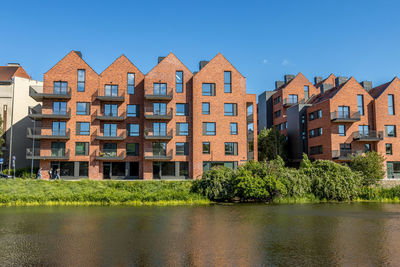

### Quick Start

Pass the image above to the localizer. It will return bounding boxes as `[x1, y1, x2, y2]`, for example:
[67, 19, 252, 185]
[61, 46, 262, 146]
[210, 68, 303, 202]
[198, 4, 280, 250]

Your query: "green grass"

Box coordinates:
[0, 179, 210, 206]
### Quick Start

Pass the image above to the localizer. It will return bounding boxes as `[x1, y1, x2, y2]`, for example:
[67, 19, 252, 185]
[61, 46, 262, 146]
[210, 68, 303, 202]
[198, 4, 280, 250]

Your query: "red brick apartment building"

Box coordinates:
[27, 51, 257, 180]
[258, 74, 400, 178]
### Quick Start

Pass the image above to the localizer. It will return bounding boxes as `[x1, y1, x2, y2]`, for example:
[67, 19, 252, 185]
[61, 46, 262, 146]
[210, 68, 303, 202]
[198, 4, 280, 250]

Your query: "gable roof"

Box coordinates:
[315, 73, 336, 88]
[195, 53, 244, 78]
[146, 52, 192, 76]
[0, 66, 30, 81]
[368, 77, 399, 99]
[310, 77, 352, 104]
[274, 72, 313, 91]
[100, 54, 143, 75]
[45, 50, 99, 75]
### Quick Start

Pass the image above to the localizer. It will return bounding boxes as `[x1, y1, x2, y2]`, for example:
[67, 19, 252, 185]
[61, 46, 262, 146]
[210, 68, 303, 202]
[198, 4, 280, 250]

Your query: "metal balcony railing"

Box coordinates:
[330, 111, 361, 122]
[283, 98, 305, 106]
[26, 148, 70, 160]
[94, 129, 126, 141]
[144, 148, 173, 160]
[27, 128, 70, 140]
[144, 88, 173, 100]
[144, 107, 173, 119]
[28, 107, 71, 120]
[29, 86, 71, 101]
[144, 129, 173, 140]
[332, 149, 363, 160]
[96, 111, 126, 121]
[353, 130, 384, 141]
[95, 150, 125, 160]
[96, 89, 125, 102]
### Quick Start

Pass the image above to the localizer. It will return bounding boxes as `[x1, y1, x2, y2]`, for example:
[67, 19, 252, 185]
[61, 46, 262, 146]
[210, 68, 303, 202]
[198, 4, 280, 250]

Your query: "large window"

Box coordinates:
[79, 162, 89, 177]
[176, 142, 189, 155]
[104, 104, 118, 117]
[75, 142, 89, 156]
[385, 125, 396, 137]
[388, 94, 395, 115]
[76, 122, 90, 135]
[153, 83, 167, 95]
[176, 103, 189, 116]
[310, 145, 323, 155]
[153, 103, 167, 115]
[230, 123, 238, 135]
[304, 85, 309, 99]
[224, 71, 231, 93]
[359, 125, 369, 136]
[105, 84, 118, 96]
[176, 71, 183, 93]
[288, 94, 298, 104]
[203, 142, 210, 154]
[127, 73, 135, 94]
[338, 125, 345, 136]
[202, 102, 210, 114]
[338, 106, 350, 118]
[127, 104, 139, 117]
[53, 102, 67, 114]
[224, 103, 237, 116]
[103, 143, 117, 157]
[51, 142, 65, 157]
[53, 81, 68, 94]
[127, 124, 140, 136]
[202, 83, 216, 96]
[52, 121, 66, 136]
[153, 122, 167, 136]
[224, 142, 238, 155]
[104, 123, 117, 137]
[176, 123, 189, 136]
[76, 102, 90, 115]
[153, 142, 167, 156]
[386, 143, 393, 155]
[203, 122, 216, 135]
[357, 94, 364, 115]
[126, 143, 139, 156]
[77, 69, 85, 92]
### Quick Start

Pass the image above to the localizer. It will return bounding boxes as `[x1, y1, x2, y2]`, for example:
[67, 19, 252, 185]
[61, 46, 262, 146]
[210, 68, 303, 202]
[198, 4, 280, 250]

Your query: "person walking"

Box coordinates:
[48, 168, 52, 180]
[55, 168, 60, 180]
[36, 168, 42, 180]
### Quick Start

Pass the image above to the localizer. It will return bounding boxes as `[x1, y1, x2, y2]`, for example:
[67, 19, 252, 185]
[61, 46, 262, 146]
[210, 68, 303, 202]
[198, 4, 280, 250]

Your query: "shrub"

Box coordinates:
[234, 168, 269, 201]
[349, 151, 385, 186]
[192, 167, 235, 201]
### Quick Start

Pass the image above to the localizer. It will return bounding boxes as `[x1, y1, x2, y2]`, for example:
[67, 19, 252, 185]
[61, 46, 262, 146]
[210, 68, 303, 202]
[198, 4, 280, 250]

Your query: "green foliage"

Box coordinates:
[234, 168, 269, 200]
[3, 167, 38, 179]
[258, 127, 288, 162]
[358, 186, 400, 201]
[349, 151, 385, 186]
[192, 167, 235, 201]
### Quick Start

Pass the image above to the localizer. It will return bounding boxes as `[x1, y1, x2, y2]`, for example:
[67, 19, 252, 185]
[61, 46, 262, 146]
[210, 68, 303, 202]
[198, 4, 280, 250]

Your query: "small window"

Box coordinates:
[127, 105, 139, 117]
[202, 103, 210, 115]
[230, 123, 238, 135]
[104, 104, 118, 117]
[225, 142, 238, 155]
[224, 71, 231, 93]
[76, 122, 90, 135]
[309, 127, 323, 138]
[388, 94, 395, 115]
[386, 144, 393, 155]
[224, 103, 238, 116]
[273, 96, 281, 105]
[338, 125, 345, 136]
[75, 142, 89, 156]
[357, 94, 364, 115]
[385, 125, 396, 137]
[176, 142, 189, 155]
[203, 142, 210, 154]
[288, 94, 298, 104]
[309, 110, 322, 121]
[176, 123, 189, 136]
[127, 73, 135, 94]
[203, 122, 216, 135]
[176, 71, 183, 93]
[126, 143, 139, 156]
[104, 124, 117, 137]
[364, 144, 371, 153]
[77, 70, 85, 92]
[274, 110, 281, 118]
[310, 145, 323, 155]
[176, 103, 189, 116]
[127, 124, 140, 136]
[202, 83, 216, 96]
[76, 102, 90, 115]
[304, 85, 309, 99]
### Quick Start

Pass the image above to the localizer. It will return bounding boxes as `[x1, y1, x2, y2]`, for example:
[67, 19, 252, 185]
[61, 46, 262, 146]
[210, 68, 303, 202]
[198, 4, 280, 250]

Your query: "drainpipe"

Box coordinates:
[8, 77, 15, 171]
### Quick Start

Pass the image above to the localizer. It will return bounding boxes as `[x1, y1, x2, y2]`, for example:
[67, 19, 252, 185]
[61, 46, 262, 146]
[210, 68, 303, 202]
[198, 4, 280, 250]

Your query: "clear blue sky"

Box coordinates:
[1, 0, 400, 95]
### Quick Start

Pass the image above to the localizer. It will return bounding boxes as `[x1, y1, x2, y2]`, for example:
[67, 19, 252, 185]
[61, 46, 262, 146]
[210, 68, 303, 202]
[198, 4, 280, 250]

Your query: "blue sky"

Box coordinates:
[1, 0, 400, 95]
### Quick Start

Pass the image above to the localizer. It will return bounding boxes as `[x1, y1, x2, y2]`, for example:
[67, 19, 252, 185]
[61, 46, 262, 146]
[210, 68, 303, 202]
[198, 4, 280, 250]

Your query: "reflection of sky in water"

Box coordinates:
[0, 203, 399, 266]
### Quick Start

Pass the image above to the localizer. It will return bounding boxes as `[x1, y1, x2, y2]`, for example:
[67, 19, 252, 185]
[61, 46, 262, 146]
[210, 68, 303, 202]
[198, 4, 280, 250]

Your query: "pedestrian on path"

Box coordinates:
[36, 168, 42, 180]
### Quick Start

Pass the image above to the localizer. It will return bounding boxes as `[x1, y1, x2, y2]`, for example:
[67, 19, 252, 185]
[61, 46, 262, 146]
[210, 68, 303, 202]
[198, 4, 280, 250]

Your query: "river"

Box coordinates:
[0, 203, 399, 266]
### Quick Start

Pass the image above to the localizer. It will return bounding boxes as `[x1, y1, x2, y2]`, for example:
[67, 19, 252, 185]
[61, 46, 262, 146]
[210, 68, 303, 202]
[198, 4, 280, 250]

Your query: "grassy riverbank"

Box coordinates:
[0, 179, 210, 206]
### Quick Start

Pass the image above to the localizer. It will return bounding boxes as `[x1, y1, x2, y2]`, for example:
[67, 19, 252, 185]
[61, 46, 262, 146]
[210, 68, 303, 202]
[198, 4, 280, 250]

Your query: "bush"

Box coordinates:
[234, 168, 269, 201]
[349, 151, 385, 186]
[3, 167, 38, 179]
[192, 167, 235, 201]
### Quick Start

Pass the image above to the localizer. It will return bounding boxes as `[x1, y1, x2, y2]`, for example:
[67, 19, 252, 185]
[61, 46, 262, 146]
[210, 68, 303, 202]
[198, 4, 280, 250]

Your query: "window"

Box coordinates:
[153, 122, 167, 136]
[309, 110, 322, 121]
[274, 110, 281, 118]
[51, 142, 65, 157]
[309, 127, 323, 138]
[127, 105, 139, 117]
[364, 144, 371, 153]
[176, 71, 183, 93]
[224, 71, 231, 93]
[230, 123, 238, 135]
[127, 73, 135, 94]
[338, 125, 345, 136]
[385, 125, 396, 137]
[104, 123, 117, 137]
[77, 69, 85, 92]
[52, 121, 66, 136]
[310, 145, 323, 155]
[202, 103, 210, 114]
[176, 142, 189, 155]
[103, 143, 117, 157]
[273, 96, 281, 105]
[225, 142, 238, 155]
[79, 162, 89, 177]
[359, 125, 369, 136]
[53, 102, 67, 114]
[288, 94, 298, 104]
[127, 124, 140, 136]
[76, 102, 90, 115]
[357, 94, 364, 115]
[53, 81, 68, 94]
[153, 83, 167, 95]
[203, 122, 216, 135]
[176, 103, 189, 116]
[153, 142, 167, 156]
[105, 85, 118, 96]
[386, 144, 393, 155]
[75, 142, 89, 156]
[126, 143, 139, 156]
[224, 103, 237, 116]
[202, 83, 216, 96]
[176, 123, 189, 136]
[304, 85, 309, 99]
[153, 103, 167, 115]
[203, 142, 210, 154]
[104, 104, 118, 117]
[76, 122, 90, 135]
[278, 123, 285, 131]
[388, 94, 395, 115]
[338, 106, 350, 118]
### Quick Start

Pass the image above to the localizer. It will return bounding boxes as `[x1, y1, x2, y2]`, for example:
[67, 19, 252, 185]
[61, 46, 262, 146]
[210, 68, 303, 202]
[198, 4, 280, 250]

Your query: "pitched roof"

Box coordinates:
[310, 78, 349, 104]
[314, 73, 336, 88]
[275, 72, 308, 91]
[0, 66, 30, 81]
[368, 78, 399, 99]
[195, 53, 244, 78]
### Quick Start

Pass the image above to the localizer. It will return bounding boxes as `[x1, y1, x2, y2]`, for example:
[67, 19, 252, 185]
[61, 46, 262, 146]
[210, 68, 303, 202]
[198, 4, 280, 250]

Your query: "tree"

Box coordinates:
[349, 151, 385, 186]
[258, 127, 288, 162]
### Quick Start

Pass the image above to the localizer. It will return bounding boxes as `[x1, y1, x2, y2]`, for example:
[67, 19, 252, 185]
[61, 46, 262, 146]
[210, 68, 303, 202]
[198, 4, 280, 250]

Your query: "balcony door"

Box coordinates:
[153, 83, 167, 95]
[52, 122, 66, 136]
[153, 122, 166, 136]
[358, 125, 369, 137]
[153, 103, 167, 115]
[338, 106, 350, 119]
[51, 142, 65, 156]
[153, 142, 166, 156]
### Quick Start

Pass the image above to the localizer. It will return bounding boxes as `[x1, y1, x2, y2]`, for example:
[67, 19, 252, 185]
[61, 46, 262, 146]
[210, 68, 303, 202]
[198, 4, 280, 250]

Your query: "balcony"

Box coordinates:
[29, 86, 71, 102]
[144, 88, 173, 101]
[144, 148, 173, 160]
[26, 149, 70, 160]
[95, 130, 126, 141]
[283, 98, 304, 107]
[28, 107, 71, 120]
[27, 128, 70, 140]
[331, 111, 361, 122]
[96, 111, 126, 121]
[96, 89, 125, 102]
[144, 129, 173, 140]
[144, 107, 173, 120]
[95, 150, 125, 161]
[353, 130, 384, 142]
[332, 149, 363, 160]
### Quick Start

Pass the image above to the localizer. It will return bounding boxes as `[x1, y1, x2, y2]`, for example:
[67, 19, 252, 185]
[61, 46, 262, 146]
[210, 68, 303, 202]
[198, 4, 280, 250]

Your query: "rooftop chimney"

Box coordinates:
[360, 81, 373, 91]
[7, 63, 20, 67]
[321, 83, 333, 94]
[275, 81, 284, 89]
[335, 76, 348, 87]
[199, 61, 209, 70]
[74, 51, 82, 58]
[158, 56, 165, 63]
[284, 74, 295, 83]
[314, 76, 322, 85]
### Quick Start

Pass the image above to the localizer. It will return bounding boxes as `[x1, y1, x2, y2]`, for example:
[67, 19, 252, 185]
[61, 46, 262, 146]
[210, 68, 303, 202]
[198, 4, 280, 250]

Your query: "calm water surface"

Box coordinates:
[0, 203, 400, 266]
